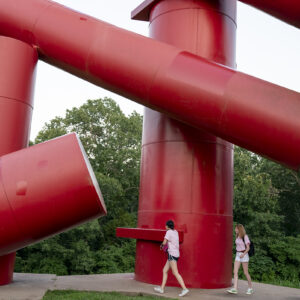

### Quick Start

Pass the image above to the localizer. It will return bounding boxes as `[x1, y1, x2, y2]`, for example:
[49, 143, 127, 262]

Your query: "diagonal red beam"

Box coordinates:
[0, 0, 299, 170]
[239, 0, 300, 29]
[132, 0, 300, 28]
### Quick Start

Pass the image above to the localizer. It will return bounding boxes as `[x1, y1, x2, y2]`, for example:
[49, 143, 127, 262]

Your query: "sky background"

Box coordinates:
[30, 0, 300, 139]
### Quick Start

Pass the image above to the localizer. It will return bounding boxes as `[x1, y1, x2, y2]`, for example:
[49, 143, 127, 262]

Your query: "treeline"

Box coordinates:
[233, 147, 300, 287]
[16, 98, 141, 275]
[15, 98, 300, 288]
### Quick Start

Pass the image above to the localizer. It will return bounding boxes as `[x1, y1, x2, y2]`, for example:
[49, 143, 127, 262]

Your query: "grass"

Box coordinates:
[43, 290, 176, 300]
[238, 272, 300, 289]
[260, 279, 300, 289]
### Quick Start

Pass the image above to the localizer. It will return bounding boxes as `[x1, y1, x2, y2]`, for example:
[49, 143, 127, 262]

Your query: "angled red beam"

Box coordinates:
[0, 133, 107, 256]
[239, 0, 300, 29]
[133, 0, 300, 28]
[0, 0, 299, 170]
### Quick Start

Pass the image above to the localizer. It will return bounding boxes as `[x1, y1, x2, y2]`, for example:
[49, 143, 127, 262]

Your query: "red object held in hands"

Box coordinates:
[161, 243, 168, 253]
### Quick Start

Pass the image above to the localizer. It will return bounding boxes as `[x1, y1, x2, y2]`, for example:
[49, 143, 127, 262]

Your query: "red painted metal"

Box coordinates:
[131, 0, 159, 20]
[116, 228, 184, 243]
[0, 0, 297, 288]
[239, 0, 300, 28]
[0, 37, 37, 285]
[0, 133, 106, 256]
[0, 36, 37, 157]
[132, 0, 300, 29]
[0, 253, 16, 285]
[0, 0, 298, 170]
[132, 0, 236, 22]
[126, 0, 235, 288]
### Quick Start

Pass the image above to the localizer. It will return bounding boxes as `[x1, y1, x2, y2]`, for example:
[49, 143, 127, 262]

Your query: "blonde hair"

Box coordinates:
[236, 224, 246, 238]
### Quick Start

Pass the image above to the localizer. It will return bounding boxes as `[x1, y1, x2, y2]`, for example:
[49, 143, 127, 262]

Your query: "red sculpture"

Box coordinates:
[0, 0, 298, 288]
[0, 36, 37, 285]
[130, 0, 236, 288]
[0, 36, 106, 285]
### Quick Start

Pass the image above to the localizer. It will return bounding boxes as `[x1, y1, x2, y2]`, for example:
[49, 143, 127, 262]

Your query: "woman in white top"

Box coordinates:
[227, 224, 254, 295]
[154, 220, 189, 297]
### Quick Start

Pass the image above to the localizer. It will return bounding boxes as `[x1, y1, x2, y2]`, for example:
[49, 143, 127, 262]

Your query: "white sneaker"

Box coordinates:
[246, 288, 254, 295]
[179, 289, 189, 297]
[227, 288, 238, 294]
[154, 286, 164, 294]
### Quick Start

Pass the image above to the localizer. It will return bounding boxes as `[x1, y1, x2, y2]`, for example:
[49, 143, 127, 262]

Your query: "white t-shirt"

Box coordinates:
[165, 229, 180, 257]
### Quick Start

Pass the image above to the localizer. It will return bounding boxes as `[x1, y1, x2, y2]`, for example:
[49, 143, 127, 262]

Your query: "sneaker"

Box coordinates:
[227, 288, 238, 294]
[154, 286, 164, 294]
[179, 289, 189, 297]
[246, 288, 254, 295]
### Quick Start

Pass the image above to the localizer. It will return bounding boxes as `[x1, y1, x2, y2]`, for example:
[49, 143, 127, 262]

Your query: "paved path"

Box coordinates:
[0, 273, 299, 300]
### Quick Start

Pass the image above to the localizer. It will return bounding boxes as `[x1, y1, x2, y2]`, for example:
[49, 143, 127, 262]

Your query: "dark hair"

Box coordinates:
[166, 220, 174, 230]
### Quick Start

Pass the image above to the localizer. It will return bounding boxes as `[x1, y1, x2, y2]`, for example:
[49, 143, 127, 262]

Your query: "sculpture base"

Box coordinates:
[0, 252, 16, 285]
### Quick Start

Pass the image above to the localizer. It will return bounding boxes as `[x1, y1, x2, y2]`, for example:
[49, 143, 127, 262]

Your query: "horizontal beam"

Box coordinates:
[0, 0, 299, 170]
[116, 228, 184, 242]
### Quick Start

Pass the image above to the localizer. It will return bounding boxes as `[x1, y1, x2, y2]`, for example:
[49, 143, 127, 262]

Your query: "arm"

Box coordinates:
[242, 243, 250, 255]
[241, 235, 250, 257]
[162, 230, 170, 246]
[160, 238, 168, 249]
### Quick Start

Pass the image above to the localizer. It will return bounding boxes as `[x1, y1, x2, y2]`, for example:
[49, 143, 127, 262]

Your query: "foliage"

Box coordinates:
[16, 98, 142, 276]
[18, 98, 300, 289]
[233, 147, 300, 287]
[259, 160, 300, 236]
[43, 290, 175, 300]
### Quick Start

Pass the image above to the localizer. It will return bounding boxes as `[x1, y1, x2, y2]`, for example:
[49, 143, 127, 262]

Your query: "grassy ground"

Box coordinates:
[260, 279, 300, 289]
[43, 290, 176, 300]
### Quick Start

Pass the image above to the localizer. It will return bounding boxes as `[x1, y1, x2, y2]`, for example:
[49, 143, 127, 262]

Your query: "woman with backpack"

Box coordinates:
[227, 224, 254, 295]
[154, 220, 189, 297]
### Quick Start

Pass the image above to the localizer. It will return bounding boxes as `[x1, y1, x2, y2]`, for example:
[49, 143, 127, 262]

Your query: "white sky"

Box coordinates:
[31, 0, 300, 139]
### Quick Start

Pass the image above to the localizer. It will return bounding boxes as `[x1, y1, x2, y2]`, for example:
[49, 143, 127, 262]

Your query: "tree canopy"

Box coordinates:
[15, 97, 300, 288]
[16, 98, 142, 275]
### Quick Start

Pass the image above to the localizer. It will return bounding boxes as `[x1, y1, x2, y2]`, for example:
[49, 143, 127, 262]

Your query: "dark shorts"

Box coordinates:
[168, 253, 179, 261]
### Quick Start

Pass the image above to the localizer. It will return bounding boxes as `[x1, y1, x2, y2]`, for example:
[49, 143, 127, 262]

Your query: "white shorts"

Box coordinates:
[235, 252, 249, 263]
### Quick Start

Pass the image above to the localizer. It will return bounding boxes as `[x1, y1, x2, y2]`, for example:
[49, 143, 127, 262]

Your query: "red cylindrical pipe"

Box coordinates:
[0, 0, 299, 170]
[0, 36, 37, 285]
[239, 0, 300, 28]
[0, 36, 37, 156]
[135, 0, 235, 288]
[0, 133, 106, 256]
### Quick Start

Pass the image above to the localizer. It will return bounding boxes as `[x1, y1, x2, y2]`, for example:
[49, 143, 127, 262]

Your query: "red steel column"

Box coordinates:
[0, 36, 37, 285]
[134, 0, 236, 288]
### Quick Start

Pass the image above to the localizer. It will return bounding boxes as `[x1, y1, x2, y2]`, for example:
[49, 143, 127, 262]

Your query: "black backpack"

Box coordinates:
[243, 237, 255, 257]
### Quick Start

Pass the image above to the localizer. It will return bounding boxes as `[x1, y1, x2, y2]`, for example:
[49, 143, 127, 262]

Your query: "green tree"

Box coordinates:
[234, 147, 282, 244]
[16, 98, 142, 275]
[259, 160, 300, 236]
[233, 147, 300, 286]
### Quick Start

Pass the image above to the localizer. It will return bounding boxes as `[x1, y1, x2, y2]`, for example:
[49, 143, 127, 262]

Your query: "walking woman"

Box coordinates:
[227, 224, 254, 295]
[154, 220, 189, 297]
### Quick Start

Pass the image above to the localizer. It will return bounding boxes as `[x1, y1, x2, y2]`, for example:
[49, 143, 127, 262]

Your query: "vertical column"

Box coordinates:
[134, 0, 236, 288]
[0, 36, 37, 285]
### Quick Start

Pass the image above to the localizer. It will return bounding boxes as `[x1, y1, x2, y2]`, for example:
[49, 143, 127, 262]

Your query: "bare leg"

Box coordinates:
[161, 260, 170, 290]
[233, 260, 241, 290]
[169, 260, 187, 290]
[242, 262, 253, 288]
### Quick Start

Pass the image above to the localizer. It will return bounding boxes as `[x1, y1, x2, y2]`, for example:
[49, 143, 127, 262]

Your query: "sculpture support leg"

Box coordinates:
[0, 253, 16, 285]
[0, 37, 37, 285]
[126, 0, 236, 288]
